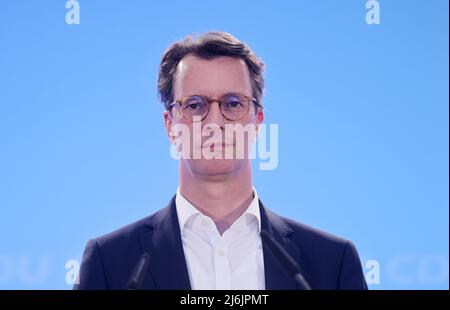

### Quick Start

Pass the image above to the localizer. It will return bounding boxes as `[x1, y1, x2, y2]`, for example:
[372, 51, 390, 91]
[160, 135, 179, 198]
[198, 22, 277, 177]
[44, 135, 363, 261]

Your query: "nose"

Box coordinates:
[204, 101, 225, 129]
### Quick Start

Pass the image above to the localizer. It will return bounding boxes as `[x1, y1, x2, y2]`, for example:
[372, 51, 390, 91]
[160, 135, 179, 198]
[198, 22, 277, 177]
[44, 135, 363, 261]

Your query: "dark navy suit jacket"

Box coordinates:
[75, 197, 367, 290]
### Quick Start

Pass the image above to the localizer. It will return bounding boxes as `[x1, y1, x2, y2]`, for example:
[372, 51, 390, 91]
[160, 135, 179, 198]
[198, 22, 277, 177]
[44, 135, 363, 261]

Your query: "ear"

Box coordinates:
[255, 106, 264, 136]
[164, 111, 175, 144]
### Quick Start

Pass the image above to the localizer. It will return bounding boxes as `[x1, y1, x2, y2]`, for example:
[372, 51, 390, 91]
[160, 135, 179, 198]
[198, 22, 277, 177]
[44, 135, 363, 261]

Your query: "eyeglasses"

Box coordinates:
[169, 93, 260, 122]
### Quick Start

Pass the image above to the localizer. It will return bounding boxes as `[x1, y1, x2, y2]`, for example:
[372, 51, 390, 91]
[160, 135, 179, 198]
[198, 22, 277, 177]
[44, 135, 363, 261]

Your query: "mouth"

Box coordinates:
[202, 142, 234, 150]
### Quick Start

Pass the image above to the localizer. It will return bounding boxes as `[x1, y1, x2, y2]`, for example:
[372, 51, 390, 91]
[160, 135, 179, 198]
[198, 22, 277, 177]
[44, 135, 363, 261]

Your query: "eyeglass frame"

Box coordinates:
[168, 92, 262, 122]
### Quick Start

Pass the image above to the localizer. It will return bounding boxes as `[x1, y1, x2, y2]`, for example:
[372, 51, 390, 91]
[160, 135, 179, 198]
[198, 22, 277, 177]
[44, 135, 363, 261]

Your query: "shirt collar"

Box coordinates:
[175, 187, 261, 233]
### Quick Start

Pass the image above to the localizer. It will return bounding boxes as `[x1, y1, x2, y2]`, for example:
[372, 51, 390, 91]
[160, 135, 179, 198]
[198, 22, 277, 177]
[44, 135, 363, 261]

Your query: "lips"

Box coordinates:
[201, 141, 234, 148]
[204, 143, 233, 149]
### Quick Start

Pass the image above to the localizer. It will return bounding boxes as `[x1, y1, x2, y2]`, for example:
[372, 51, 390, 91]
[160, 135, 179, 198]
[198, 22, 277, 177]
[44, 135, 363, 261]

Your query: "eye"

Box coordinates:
[183, 96, 206, 111]
[187, 103, 200, 110]
[228, 101, 242, 108]
[223, 95, 245, 109]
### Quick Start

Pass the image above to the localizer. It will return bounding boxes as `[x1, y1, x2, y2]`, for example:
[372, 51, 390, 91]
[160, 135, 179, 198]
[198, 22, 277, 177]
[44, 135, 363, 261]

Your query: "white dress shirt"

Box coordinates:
[175, 187, 265, 290]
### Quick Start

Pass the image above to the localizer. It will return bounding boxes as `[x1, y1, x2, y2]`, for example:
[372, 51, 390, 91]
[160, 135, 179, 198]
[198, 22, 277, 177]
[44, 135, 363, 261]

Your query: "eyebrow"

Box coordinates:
[184, 92, 249, 99]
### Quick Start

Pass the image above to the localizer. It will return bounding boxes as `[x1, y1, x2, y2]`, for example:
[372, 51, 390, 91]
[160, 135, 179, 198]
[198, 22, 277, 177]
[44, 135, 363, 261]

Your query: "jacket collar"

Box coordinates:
[260, 201, 304, 289]
[140, 196, 191, 289]
[139, 196, 302, 290]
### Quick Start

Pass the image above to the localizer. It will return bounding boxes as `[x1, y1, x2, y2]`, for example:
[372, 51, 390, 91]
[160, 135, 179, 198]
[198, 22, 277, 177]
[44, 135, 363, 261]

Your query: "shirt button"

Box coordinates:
[217, 249, 225, 256]
[201, 219, 209, 226]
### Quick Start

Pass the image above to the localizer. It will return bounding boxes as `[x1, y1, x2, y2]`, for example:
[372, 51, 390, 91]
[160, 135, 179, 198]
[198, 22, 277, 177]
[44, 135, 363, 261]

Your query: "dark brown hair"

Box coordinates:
[158, 31, 265, 110]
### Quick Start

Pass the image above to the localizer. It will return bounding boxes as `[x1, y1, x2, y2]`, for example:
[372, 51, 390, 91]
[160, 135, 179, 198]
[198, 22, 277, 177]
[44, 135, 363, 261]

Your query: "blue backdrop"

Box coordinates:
[0, 0, 448, 289]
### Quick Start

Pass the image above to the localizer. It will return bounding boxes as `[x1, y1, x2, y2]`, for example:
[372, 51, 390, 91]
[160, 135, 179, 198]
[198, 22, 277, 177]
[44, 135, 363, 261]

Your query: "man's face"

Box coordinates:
[164, 54, 264, 179]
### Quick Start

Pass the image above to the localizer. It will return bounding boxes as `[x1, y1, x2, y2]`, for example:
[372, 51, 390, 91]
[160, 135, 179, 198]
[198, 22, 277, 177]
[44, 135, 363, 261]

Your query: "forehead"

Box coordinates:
[174, 54, 252, 98]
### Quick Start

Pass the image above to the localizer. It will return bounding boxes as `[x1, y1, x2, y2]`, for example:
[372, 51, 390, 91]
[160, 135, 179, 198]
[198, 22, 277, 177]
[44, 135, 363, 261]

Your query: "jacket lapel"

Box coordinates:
[139, 196, 191, 290]
[260, 200, 303, 290]
[137, 196, 303, 290]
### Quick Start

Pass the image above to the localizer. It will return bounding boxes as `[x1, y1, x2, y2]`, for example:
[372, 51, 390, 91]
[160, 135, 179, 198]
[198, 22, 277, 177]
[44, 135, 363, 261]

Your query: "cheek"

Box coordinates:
[241, 113, 258, 126]
[171, 107, 184, 120]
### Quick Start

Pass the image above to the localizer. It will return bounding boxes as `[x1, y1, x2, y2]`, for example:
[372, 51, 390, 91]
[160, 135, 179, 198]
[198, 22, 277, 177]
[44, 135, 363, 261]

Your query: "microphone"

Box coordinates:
[260, 230, 312, 290]
[127, 252, 150, 290]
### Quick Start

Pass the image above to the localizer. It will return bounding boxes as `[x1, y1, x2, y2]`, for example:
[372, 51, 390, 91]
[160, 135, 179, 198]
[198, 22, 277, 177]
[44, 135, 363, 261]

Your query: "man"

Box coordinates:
[75, 32, 367, 290]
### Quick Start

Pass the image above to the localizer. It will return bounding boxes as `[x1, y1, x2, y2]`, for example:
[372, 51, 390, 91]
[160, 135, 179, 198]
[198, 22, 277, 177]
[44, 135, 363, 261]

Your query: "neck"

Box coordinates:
[179, 161, 254, 234]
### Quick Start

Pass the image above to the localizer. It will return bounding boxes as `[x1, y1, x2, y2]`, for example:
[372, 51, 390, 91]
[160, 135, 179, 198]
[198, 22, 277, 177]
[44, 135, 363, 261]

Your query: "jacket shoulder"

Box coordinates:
[284, 216, 349, 247]
[93, 204, 169, 249]
[268, 211, 367, 289]
[76, 206, 170, 289]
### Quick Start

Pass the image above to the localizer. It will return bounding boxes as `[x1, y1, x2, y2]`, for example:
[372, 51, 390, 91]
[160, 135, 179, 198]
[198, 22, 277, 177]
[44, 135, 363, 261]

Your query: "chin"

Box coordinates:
[186, 158, 244, 179]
